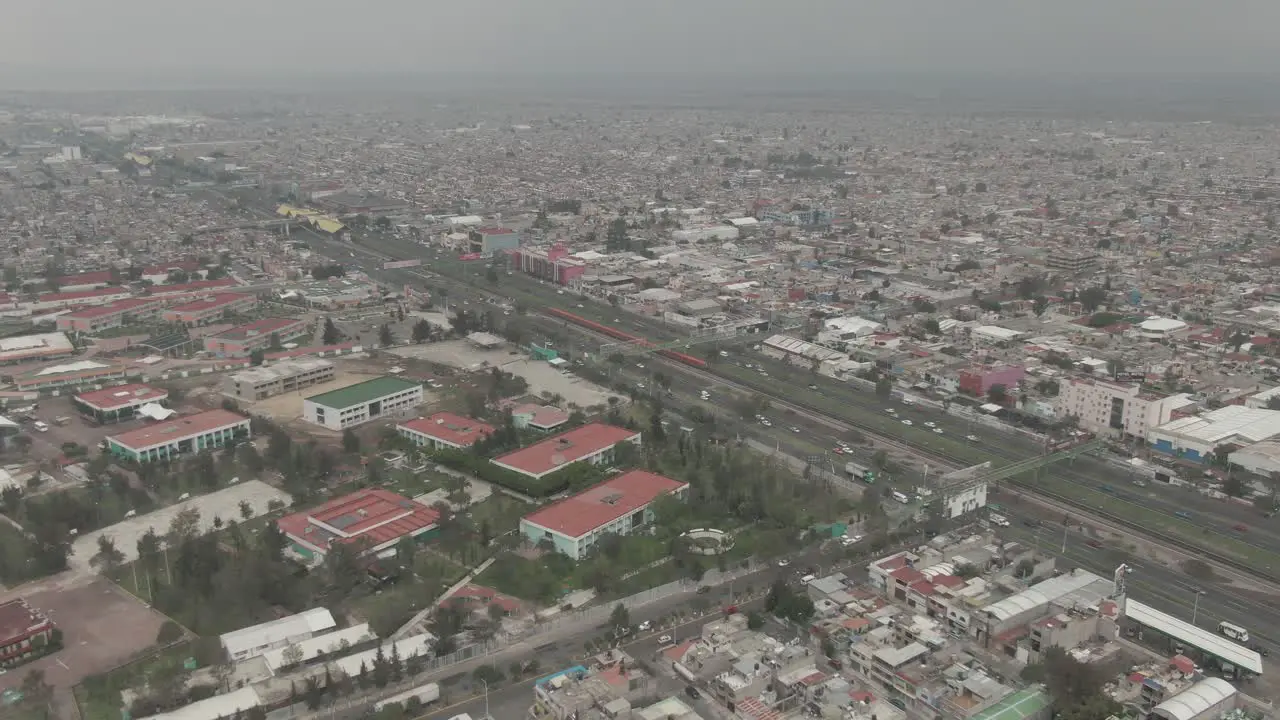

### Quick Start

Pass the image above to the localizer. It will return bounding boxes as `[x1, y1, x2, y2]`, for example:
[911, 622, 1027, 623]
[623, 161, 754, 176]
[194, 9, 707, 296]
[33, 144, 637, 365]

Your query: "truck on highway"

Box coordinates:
[844, 461, 876, 484]
[373, 682, 440, 712]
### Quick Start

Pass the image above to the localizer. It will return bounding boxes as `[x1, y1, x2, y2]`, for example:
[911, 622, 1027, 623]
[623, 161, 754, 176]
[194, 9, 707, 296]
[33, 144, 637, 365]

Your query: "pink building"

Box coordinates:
[958, 364, 1025, 398]
[509, 243, 585, 286]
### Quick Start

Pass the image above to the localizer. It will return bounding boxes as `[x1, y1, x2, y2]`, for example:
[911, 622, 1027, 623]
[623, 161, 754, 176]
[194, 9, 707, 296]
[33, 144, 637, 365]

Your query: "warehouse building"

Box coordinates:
[162, 293, 257, 327]
[519, 470, 687, 559]
[303, 376, 423, 430]
[73, 384, 169, 424]
[397, 412, 494, 450]
[104, 409, 251, 463]
[491, 423, 641, 480]
[224, 359, 335, 401]
[276, 489, 440, 563]
[56, 297, 163, 333]
[203, 317, 310, 358]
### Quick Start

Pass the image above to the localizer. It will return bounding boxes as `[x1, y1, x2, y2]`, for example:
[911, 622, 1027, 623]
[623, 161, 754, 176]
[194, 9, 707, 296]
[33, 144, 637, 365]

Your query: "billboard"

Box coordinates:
[382, 259, 422, 270]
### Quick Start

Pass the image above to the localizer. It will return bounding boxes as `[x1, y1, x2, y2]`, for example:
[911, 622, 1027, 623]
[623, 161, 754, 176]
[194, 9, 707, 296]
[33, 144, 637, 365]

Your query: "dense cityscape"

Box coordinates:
[0, 72, 1278, 720]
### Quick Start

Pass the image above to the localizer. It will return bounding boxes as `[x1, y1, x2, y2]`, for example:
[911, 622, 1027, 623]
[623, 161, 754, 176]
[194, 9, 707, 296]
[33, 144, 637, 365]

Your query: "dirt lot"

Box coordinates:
[69, 480, 292, 577]
[389, 340, 614, 408]
[0, 577, 167, 699]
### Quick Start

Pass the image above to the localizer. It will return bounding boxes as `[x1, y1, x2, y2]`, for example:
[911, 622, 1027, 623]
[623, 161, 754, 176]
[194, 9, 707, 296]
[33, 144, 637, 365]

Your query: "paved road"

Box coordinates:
[316, 227, 1280, 558]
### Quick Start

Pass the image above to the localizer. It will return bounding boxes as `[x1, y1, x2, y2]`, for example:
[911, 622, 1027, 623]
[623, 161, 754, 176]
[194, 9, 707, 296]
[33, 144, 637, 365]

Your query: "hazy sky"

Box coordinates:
[3, 0, 1278, 77]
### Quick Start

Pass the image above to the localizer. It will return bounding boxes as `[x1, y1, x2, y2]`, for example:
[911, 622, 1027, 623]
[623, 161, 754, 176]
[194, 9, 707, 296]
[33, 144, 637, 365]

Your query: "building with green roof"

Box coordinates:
[968, 687, 1051, 720]
[302, 376, 423, 430]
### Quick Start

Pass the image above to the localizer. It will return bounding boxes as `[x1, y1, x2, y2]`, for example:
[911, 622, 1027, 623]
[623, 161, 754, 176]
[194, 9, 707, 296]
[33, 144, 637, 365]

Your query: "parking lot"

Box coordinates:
[69, 480, 292, 576]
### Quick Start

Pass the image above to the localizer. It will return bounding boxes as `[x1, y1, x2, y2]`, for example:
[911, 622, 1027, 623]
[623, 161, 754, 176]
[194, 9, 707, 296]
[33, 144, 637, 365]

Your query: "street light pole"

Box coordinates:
[1192, 590, 1205, 625]
[479, 678, 489, 719]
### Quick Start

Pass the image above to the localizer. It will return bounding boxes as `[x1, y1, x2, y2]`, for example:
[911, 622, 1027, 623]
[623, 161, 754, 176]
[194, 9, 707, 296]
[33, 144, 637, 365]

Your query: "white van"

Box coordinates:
[989, 513, 1011, 528]
[1219, 621, 1249, 643]
[32, 421, 48, 432]
[892, 491, 910, 504]
[800, 574, 817, 584]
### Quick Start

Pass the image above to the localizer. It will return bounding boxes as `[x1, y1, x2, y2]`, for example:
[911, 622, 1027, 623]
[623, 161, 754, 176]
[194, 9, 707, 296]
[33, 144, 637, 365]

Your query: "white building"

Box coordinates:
[970, 325, 1024, 344]
[1150, 405, 1280, 462]
[302, 376, 423, 430]
[1057, 379, 1192, 440]
[220, 607, 336, 662]
[672, 225, 739, 243]
[1245, 385, 1280, 410]
[1137, 316, 1189, 339]
[261, 623, 376, 674]
[139, 687, 261, 720]
[822, 316, 884, 341]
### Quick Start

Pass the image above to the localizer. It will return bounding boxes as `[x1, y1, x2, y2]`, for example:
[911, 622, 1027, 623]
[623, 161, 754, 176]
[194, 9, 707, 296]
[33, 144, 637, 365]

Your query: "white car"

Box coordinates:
[790, 426, 801, 433]
[966, 435, 980, 442]
[933, 428, 943, 434]
[777, 559, 790, 567]
[636, 363, 645, 369]
[924, 421, 937, 428]
[761, 419, 772, 427]
[885, 408, 896, 414]
[659, 634, 673, 645]
[638, 620, 651, 631]
[901, 419, 913, 426]
[636, 383, 646, 390]
[841, 534, 865, 545]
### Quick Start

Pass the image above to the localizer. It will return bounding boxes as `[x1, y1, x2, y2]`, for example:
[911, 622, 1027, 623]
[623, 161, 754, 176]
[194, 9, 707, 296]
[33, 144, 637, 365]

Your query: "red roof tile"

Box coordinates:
[399, 412, 494, 447]
[493, 423, 639, 477]
[108, 409, 248, 450]
[891, 567, 926, 584]
[277, 489, 439, 553]
[0, 599, 52, 644]
[62, 297, 161, 318]
[75, 383, 168, 410]
[522, 470, 685, 538]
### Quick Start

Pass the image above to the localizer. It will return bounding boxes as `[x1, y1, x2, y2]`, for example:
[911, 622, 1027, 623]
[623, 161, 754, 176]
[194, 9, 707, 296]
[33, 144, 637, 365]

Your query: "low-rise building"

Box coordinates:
[303, 376, 423, 430]
[1150, 405, 1280, 461]
[491, 423, 641, 481]
[14, 360, 128, 391]
[509, 243, 586, 285]
[0, 332, 75, 365]
[105, 409, 251, 463]
[519, 470, 688, 558]
[31, 287, 132, 312]
[73, 383, 169, 424]
[203, 317, 310, 358]
[958, 365, 1025, 397]
[162, 293, 257, 327]
[224, 359, 335, 401]
[219, 607, 336, 662]
[397, 412, 494, 450]
[0, 598, 55, 668]
[55, 297, 163, 333]
[276, 489, 440, 563]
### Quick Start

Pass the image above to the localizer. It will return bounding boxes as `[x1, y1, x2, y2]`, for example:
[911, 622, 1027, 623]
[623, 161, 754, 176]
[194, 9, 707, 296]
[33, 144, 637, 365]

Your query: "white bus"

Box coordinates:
[891, 491, 910, 504]
[1219, 621, 1249, 643]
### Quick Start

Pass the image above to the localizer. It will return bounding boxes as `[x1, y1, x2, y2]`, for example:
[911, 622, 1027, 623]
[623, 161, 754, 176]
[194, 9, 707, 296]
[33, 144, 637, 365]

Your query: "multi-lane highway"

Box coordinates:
[280, 222, 1280, 571]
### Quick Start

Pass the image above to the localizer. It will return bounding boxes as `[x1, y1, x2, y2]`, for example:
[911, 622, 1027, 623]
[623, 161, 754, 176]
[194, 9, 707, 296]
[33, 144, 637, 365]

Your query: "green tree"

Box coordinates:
[249, 348, 265, 366]
[1078, 286, 1108, 312]
[411, 319, 433, 343]
[90, 535, 125, 574]
[746, 611, 765, 630]
[322, 317, 342, 345]
[379, 323, 394, 347]
[987, 384, 1008, 405]
[875, 378, 892, 397]
[609, 603, 631, 636]
[343, 429, 361, 455]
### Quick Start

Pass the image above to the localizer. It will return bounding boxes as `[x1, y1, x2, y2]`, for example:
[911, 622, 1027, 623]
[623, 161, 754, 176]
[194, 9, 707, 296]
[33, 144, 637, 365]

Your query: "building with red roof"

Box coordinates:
[146, 278, 239, 297]
[0, 598, 55, 667]
[53, 270, 115, 292]
[105, 409, 250, 463]
[73, 383, 169, 424]
[491, 423, 641, 480]
[32, 286, 132, 312]
[203, 317, 310, 358]
[276, 489, 440, 563]
[397, 412, 494, 450]
[519, 469, 687, 558]
[162, 293, 257, 327]
[56, 297, 164, 333]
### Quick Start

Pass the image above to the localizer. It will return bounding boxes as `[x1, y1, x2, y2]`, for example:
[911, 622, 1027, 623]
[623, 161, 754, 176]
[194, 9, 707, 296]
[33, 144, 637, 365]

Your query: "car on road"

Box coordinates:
[659, 635, 673, 645]
[636, 363, 644, 369]
[686, 686, 701, 700]
[777, 559, 790, 567]
[637, 620, 651, 631]
[933, 427, 943, 434]
[724, 605, 738, 615]
[1175, 511, 1194, 520]
[966, 435, 979, 442]
[901, 419, 913, 426]
[885, 408, 897, 414]
[924, 421, 936, 428]
[841, 534, 864, 546]
[832, 447, 844, 454]
[1233, 523, 1249, 532]
[760, 419, 772, 427]
[808, 384, 818, 390]
[1085, 538, 1104, 548]
[790, 426, 801, 433]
